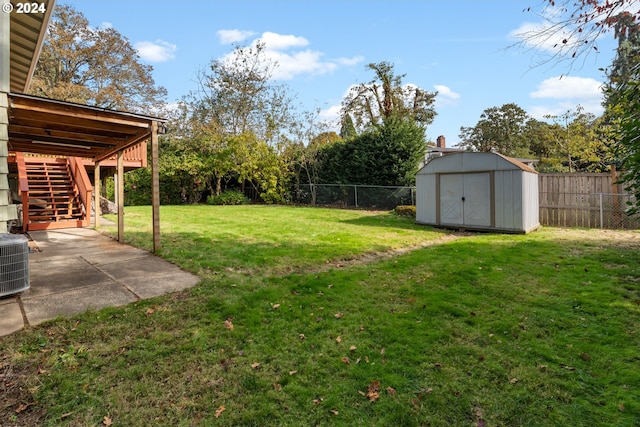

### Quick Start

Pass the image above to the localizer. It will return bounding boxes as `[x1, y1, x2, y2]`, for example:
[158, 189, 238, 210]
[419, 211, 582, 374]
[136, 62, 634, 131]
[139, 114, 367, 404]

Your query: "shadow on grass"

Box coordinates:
[338, 212, 446, 232]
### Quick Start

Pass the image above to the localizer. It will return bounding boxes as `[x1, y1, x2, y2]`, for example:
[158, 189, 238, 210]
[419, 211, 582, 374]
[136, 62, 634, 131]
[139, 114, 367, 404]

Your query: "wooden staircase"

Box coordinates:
[15, 154, 93, 231]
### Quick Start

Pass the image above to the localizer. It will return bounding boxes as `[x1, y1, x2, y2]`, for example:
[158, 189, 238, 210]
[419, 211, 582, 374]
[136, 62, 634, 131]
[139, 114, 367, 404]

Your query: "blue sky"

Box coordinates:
[61, 0, 623, 146]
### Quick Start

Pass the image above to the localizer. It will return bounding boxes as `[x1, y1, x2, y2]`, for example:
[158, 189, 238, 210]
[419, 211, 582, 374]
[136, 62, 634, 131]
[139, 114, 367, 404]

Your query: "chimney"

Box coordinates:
[436, 135, 446, 148]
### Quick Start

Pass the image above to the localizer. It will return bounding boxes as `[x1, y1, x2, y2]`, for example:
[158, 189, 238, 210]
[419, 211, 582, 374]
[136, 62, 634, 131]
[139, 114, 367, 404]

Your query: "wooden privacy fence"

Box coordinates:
[539, 172, 640, 229]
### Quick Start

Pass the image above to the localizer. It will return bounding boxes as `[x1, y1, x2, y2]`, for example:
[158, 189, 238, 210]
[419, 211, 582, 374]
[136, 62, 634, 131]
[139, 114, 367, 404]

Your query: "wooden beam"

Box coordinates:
[10, 108, 140, 137]
[117, 150, 124, 242]
[94, 161, 101, 229]
[10, 123, 126, 145]
[151, 121, 160, 252]
[10, 96, 153, 128]
[94, 129, 150, 163]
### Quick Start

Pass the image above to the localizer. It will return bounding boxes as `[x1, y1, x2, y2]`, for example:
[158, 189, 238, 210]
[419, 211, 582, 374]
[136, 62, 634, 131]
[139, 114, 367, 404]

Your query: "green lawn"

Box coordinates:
[2, 205, 639, 426]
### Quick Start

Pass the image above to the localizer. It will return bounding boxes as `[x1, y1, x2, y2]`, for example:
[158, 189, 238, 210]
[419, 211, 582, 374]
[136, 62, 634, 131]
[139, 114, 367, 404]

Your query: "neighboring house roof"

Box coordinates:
[9, 0, 56, 93]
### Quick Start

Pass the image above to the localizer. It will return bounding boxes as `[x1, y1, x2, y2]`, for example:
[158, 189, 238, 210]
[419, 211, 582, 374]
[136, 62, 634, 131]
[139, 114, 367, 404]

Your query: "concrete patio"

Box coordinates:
[0, 227, 201, 337]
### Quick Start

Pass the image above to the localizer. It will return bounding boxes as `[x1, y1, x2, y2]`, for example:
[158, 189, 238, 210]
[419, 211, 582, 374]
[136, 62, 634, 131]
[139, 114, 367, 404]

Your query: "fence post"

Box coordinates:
[599, 193, 603, 229]
[354, 185, 358, 208]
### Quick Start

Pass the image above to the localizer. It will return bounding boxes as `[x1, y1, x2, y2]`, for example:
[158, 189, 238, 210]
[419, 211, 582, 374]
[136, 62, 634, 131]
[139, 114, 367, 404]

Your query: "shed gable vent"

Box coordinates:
[0, 234, 30, 297]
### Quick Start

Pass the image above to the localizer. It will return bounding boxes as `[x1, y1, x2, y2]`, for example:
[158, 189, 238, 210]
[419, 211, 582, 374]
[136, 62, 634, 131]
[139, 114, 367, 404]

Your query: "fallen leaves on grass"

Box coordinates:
[350, 345, 357, 351]
[251, 362, 261, 369]
[224, 319, 234, 331]
[330, 409, 339, 415]
[335, 336, 342, 343]
[272, 304, 281, 310]
[215, 405, 225, 418]
[102, 416, 113, 426]
[341, 356, 350, 364]
[145, 307, 155, 315]
[334, 313, 343, 319]
[474, 405, 486, 427]
[15, 403, 31, 414]
[366, 380, 380, 402]
[386, 386, 396, 396]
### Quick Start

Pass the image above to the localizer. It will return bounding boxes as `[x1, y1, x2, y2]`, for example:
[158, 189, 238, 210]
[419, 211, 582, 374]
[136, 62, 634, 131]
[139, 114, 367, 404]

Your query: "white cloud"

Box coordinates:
[318, 104, 341, 129]
[434, 84, 461, 107]
[527, 76, 605, 120]
[336, 56, 365, 66]
[220, 31, 363, 81]
[135, 39, 177, 62]
[528, 100, 604, 120]
[509, 21, 571, 52]
[260, 31, 309, 50]
[99, 22, 113, 30]
[530, 76, 603, 99]
[217, 29, 256, 44]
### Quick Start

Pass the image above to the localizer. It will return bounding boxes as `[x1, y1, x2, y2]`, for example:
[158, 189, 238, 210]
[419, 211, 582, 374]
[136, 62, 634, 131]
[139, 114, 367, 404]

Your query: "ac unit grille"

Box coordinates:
[0, 234, 30, 297]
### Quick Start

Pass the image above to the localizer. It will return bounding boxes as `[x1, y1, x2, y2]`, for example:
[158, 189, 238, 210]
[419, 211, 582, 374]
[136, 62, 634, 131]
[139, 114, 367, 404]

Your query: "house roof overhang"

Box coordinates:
[8, 93, 167, 162]
[9, 0, 56, 93]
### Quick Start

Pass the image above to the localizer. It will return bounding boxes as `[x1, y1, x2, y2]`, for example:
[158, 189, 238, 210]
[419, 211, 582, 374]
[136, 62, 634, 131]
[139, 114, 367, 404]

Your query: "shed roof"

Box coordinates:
[418, 151, 538, 175]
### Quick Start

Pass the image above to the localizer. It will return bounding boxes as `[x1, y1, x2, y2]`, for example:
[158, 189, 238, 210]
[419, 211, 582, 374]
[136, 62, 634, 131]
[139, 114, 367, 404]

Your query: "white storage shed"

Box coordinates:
[416, 151, 539, 233]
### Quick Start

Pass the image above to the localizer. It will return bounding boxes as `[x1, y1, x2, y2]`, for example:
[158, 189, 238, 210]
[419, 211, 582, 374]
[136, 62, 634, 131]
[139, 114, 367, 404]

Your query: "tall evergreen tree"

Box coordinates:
[339, 114, 357, 139]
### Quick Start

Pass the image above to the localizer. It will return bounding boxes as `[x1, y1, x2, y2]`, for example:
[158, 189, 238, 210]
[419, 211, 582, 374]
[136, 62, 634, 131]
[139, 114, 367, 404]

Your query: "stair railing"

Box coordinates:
[68, 157, 93, 227]
[14, 153, 30, 232]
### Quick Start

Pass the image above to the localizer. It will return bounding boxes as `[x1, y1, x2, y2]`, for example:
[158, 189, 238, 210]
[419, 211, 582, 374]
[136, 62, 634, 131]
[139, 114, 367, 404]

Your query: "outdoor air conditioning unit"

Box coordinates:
[0, 234, 30, 297]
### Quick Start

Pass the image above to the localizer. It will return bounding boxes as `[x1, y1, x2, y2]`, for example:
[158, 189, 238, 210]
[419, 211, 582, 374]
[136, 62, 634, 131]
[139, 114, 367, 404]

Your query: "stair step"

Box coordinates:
[18, 157, 88, 230]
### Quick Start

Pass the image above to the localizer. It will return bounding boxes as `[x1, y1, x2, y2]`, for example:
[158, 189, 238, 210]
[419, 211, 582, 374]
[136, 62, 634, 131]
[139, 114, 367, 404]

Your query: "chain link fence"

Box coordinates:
[539, 192, 640, 229]
[287, 185, 639, 230]
[289, 184, 415, 210]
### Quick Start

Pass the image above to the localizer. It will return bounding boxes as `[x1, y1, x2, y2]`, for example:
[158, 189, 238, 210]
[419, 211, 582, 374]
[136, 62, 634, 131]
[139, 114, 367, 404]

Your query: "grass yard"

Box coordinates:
[1, 205, 640, 426]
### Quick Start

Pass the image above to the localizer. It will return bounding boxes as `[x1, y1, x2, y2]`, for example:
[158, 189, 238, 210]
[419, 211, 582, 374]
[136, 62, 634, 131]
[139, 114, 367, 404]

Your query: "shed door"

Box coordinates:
[440, 173, 491, 227]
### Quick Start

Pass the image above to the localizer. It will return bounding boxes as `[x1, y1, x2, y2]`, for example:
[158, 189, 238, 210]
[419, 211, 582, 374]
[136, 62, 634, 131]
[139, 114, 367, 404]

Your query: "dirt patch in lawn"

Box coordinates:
[322, 232, 465, 271]
[549, 227, 640, 249]
[0, 356, 46, 427]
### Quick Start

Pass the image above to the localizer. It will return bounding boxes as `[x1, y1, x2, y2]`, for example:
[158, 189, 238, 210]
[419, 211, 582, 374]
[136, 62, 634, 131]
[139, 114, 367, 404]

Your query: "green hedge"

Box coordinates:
[206, 191, 250, 206]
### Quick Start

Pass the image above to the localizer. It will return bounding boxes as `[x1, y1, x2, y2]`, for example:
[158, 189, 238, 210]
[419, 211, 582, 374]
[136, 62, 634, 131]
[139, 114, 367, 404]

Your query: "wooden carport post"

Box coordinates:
[152, 121, 160, 252]
[94, 161, 101, 229]
[117, 150, 124, 242]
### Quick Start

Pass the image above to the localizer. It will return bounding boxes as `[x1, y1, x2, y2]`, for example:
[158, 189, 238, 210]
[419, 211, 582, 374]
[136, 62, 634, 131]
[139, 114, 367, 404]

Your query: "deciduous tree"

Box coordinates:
[192, 41, 296, 145]
[30, 4, 166, 112]
[458, 103, 531, 157]
[341, 61, 437, 132]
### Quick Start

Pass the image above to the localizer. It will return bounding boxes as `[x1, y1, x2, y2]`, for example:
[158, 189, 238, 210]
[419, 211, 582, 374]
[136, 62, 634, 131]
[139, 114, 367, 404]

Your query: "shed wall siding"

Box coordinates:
[494, 170, 523, 230]
[522, 172, 540, 232]
[416, 173, 436, 224]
